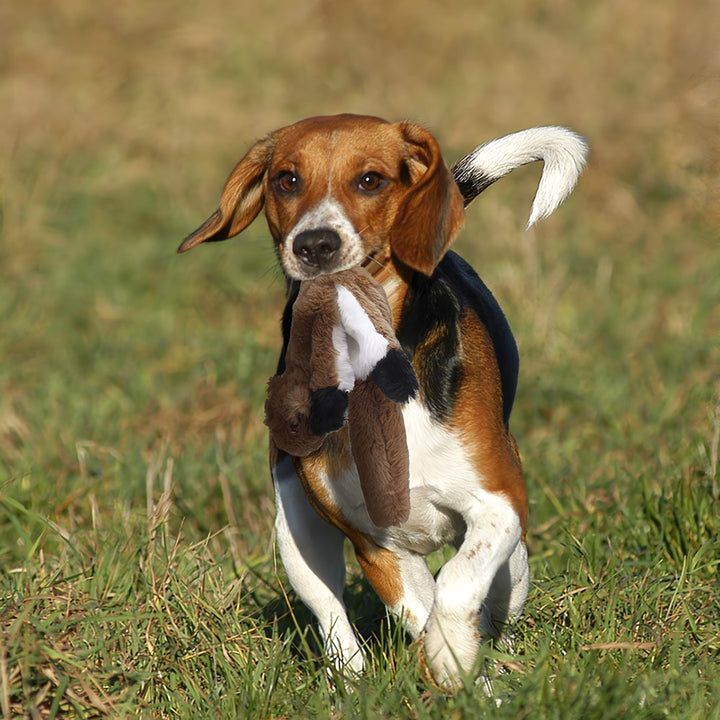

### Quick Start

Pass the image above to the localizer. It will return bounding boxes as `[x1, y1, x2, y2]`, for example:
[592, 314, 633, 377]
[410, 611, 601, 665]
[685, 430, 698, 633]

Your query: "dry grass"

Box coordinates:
[2, 0, 717, 220]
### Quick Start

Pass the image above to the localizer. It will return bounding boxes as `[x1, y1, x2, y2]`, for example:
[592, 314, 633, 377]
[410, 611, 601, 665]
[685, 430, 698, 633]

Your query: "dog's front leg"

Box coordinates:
[272, 453, 364, 674]
[422, 491, 527, 687]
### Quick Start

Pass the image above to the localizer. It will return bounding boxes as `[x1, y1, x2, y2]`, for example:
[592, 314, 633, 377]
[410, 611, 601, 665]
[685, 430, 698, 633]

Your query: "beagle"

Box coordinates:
[178, 114, 588, 686]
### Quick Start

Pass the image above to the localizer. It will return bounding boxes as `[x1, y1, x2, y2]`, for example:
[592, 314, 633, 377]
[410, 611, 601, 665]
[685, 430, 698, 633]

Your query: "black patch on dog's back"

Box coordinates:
[397, 251, 519, 427]
[396, 268, 463, 421]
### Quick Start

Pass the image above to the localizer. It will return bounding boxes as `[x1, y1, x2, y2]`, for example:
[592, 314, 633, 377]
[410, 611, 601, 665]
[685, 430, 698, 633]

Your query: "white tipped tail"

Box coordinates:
[451, 126, 589, 228]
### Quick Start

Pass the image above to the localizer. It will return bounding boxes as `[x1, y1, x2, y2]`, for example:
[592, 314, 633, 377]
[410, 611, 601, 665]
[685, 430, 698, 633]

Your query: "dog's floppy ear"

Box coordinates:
[178, 136, 275, 253]
[389, 123, 465, 276]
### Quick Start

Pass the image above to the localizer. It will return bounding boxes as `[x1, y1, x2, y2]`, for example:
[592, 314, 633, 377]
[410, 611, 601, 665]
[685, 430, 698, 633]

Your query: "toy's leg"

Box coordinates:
[422, 491, 526, 687]
[272, 453, 364, 673]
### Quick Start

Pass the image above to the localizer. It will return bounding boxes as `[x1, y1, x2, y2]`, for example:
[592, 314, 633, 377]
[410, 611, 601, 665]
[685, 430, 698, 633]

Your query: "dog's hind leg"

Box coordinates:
[273, 453, 364, 673]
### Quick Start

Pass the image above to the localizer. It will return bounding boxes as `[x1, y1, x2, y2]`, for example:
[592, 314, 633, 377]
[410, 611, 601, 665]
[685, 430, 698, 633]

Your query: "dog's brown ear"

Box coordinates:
[177, 136, 275, 253]
[390, 123, 465, 276]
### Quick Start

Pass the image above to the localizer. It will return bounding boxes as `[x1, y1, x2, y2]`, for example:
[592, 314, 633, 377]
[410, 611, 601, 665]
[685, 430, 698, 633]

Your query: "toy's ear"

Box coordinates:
[389, 123, 465, 276]
[178, 135, 275, 253]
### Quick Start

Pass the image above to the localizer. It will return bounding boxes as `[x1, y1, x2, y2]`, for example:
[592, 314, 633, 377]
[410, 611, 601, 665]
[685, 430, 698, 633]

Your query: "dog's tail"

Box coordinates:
[451, 126, 589, 228]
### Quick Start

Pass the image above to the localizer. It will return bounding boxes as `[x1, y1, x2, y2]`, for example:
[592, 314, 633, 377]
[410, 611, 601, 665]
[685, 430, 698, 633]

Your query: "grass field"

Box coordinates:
[1, 0, 719, 717]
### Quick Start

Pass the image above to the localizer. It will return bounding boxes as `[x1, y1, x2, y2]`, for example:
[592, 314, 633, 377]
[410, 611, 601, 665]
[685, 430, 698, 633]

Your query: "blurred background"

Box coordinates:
[1, 0, 718, 572]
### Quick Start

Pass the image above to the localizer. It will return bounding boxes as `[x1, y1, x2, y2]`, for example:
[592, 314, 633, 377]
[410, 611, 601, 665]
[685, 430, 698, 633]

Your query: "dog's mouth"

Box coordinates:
[362, 248, 390, 272]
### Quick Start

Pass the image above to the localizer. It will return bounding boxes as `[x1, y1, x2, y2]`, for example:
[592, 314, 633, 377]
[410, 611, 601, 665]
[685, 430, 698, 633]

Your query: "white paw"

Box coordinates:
[325, 634, 365, 676]
[422, 611, 480, 687]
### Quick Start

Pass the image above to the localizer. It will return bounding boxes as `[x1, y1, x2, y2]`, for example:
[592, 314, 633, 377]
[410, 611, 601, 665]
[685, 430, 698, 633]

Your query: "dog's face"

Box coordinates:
[263, 115, 419, 280]
[178, 114, 464, 279]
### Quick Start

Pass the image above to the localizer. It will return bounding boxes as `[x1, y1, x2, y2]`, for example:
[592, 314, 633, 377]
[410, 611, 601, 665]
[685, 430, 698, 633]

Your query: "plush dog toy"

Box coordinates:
[264, 266, 418, 528]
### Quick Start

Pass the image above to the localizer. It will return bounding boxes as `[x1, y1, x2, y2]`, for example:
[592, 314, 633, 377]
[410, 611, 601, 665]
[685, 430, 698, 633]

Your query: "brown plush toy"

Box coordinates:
[264, 266, 418, 528]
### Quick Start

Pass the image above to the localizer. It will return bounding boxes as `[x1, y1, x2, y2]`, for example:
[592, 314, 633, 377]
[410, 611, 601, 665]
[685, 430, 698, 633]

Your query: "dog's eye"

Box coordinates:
[357, 172, 386, 193]
[275, 171, 300, 194]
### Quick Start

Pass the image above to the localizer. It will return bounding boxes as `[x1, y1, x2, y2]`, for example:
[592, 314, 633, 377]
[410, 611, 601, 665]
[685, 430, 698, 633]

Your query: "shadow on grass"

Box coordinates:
[256, 569, 403, 666]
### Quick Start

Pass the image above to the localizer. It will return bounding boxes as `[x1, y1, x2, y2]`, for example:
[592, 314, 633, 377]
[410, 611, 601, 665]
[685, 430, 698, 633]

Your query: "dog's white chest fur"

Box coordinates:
[317, 399, 477, 552]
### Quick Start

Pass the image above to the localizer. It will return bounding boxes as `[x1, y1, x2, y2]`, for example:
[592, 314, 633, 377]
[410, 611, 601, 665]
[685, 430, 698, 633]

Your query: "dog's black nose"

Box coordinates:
[293, 229, 341, 267]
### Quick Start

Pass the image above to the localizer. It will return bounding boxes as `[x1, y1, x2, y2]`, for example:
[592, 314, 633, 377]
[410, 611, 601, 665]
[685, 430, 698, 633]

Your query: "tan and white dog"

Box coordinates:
[178, 114, 587, 686]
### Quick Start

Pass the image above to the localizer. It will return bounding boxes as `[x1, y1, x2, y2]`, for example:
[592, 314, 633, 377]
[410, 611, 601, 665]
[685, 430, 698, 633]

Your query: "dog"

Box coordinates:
[178, 114, 587, 686]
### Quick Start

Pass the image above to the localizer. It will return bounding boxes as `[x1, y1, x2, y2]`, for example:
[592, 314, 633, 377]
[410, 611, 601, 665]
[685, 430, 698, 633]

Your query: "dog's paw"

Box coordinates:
[371, 348, 418, 403]
[422, 611, 481, 689]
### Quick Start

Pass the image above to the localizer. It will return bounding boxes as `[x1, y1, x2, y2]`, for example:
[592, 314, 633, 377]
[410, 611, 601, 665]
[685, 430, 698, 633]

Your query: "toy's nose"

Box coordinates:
[293, 229, 341, 268]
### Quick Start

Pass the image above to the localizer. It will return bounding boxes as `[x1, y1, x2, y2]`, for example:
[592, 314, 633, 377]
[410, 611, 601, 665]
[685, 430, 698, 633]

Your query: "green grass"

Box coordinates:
[1, 0, 719, 717]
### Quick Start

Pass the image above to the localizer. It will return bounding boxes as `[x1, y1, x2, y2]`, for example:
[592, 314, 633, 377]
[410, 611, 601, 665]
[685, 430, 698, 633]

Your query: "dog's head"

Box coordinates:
[178, 114, 465, 279]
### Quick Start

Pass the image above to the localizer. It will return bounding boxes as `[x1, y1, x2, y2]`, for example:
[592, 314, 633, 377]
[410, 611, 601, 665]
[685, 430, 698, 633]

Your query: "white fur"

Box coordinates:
[456, 126, 588, 228]
[331, 284, 389, 391]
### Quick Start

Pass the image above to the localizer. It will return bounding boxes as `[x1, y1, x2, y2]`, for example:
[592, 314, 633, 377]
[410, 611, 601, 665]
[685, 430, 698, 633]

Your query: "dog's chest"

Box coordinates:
[315, 399, 478, 554]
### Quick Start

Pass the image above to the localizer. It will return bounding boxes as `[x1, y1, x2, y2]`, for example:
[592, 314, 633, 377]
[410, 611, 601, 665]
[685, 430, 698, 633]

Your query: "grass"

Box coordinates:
[1, 0, 719, 717]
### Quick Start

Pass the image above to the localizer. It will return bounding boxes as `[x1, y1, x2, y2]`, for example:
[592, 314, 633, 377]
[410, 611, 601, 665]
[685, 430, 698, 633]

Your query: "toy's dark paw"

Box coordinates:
[309, 386, 349, 435]
[371, 348, 418, 403]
